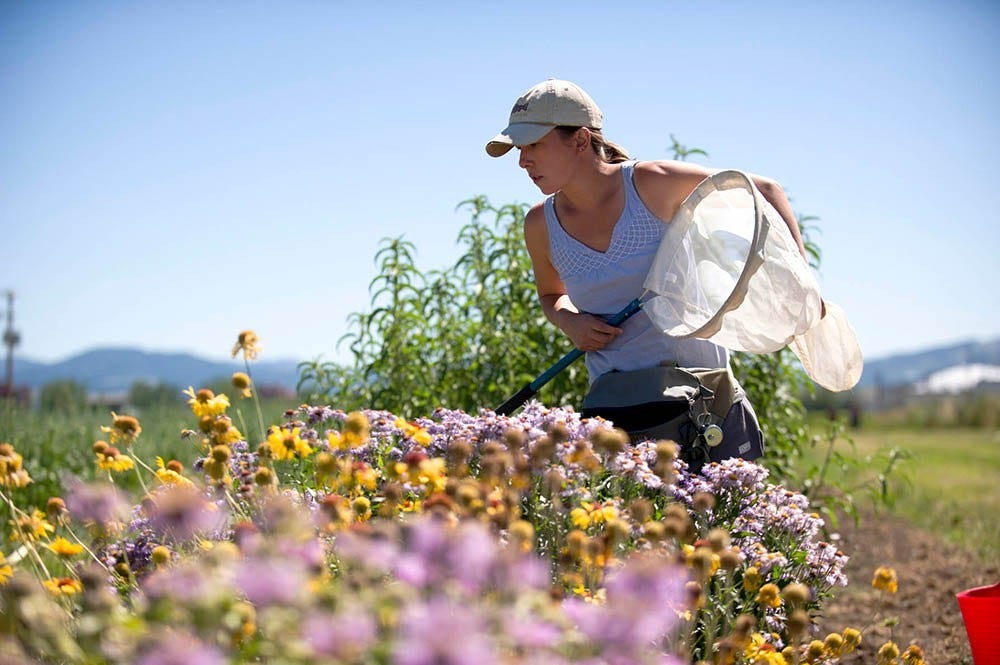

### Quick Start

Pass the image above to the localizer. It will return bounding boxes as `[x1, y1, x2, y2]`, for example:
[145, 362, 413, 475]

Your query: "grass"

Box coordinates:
[797, 415, 1000, 563]
[0, 397, 298, 539]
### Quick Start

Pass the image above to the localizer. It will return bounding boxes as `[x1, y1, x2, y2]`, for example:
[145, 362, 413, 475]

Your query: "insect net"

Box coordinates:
[641, 170, 862, 391]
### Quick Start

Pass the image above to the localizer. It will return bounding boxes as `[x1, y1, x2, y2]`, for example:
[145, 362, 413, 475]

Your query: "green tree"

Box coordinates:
[128, 380, 182, 410]
[38, 379, 89, 413]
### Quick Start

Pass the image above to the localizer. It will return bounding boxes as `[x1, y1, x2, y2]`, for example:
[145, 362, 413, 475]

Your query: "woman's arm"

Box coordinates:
[633, 160, 808, 260]
[524, 204, 623, 351]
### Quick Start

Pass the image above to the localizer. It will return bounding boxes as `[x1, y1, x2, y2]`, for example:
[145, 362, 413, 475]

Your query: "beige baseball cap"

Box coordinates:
[486, 79, 603, 157]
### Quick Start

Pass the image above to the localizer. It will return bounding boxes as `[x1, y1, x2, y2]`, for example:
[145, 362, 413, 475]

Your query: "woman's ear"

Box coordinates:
[574, 127, 591, 153]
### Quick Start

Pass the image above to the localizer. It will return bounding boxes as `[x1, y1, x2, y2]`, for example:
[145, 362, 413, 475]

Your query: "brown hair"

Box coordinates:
[556, 126, 631, 164]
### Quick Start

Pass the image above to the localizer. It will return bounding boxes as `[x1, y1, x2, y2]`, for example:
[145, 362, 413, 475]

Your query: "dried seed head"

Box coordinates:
[151, 545, 171, 566]
[692, 491, 716, 512]
[719, 547, 742, 570]
[782, 582, 811, 607]
[254, 467, 274, 486]
[591, 427, 628, 455]
[706, 528, 731, 553]
[166, 460, 183, 474]
[211, 445, 231, 463]
[504, 428, 526, 449]
[628, 498, 653, 524]
[787, 608, 810, 637]
[231, 372, 251, 390]
[92, 440, 109, 455]
[566, 529, 587, 558]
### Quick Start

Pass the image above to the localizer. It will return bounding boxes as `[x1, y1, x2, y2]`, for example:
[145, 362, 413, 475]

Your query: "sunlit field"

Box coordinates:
[797, 411, 1000, 563]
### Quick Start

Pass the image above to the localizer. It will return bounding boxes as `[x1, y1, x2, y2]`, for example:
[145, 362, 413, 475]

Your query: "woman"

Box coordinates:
[486, 79, 809, 466]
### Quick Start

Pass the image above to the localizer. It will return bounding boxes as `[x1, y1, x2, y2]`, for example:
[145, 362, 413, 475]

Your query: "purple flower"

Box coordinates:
[145, 486, 226, 542]
[303, 609, 378, 659]
[234, 556, 307, 607]
[565, 554, 688, 659]
[64, 478, 129, 527]
[135, 632, 226, 665]
[392, 597, 495, 665]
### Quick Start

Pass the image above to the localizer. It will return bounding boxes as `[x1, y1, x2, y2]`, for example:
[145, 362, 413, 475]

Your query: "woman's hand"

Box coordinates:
[556, 310, 623, 352]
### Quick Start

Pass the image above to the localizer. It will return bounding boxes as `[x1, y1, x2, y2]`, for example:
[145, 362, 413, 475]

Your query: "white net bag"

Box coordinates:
[642, 170, 863, 391]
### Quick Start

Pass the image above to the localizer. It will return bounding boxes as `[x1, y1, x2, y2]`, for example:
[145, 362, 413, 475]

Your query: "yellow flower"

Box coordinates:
[742, 566, 763, 592]
[842, 627, 862, 653]
[823, 632, 845, 658]
[755, 583, 782, 608]
[394, 418, 432, 446]
[414, 458, 447, 492]
[232, 330, 262, 360]
[0, 552, 12, 585]
[231, 372, 252, 398]
[43, 577, 82, 596]
[265, 426, 313, 461]
[96, 447, 135, 473]
[184, 387, 231, 418]
[155, 457, 194, 487]
[400, 498, 422, 513]
[570, 501, 619, 530]
[45, 537, 84, 558]
[100, 412, 142, 446]
[744, 633, 788, 665]
[872, 566, 898, 594]
[9, 508, 55, 543]
[0, 442, 33, 488]
[901, 644, 926, 665]
[877, 641, 900, 665]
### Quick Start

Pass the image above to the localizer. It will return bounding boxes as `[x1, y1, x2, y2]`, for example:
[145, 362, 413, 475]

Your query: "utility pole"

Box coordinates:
[3, 290, 20, 395]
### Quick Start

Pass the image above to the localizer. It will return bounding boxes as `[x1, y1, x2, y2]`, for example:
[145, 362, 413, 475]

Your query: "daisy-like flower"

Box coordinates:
[155, 457, 194, 487]
[184, 387, 231, 418]
[231, 372, 252, 398]
[872, 566, 898, 594]
[265, 426, 313, 461]
[232, 330, 262, 360]
[570, 500, 619, 530]
[743, 633, 786, 665]
[9, 508, 55, 542]
[45, 536, 84, 558]
[96, 446, 135, 473]
[101, 412, 142, 446]
[0, 552, 12, 585]
[901, 644, 926, 665]
[0, 442, 32, 488]
[394, 418, 433, 446]
[43, 576, 83, 596]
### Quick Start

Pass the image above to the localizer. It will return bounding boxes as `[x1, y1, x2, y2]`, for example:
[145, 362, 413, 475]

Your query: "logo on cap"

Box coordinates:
[511, 100, 529, 114]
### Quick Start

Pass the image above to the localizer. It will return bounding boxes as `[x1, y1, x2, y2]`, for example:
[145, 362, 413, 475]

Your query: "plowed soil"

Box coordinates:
[816, 510, 998, 665]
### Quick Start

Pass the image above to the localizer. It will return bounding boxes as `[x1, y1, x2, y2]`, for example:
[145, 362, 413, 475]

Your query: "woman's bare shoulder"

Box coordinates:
[634, 159, 714, 179]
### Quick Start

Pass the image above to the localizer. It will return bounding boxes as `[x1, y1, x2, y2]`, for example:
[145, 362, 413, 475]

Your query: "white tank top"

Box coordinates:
[543, 160, 729, 382]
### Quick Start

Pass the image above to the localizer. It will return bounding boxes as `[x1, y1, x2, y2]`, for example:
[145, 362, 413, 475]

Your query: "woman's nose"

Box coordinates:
[518, 150, 529, 169]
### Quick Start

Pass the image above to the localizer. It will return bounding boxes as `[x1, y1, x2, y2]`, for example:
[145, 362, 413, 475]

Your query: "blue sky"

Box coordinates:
[2, 1, 998, 369]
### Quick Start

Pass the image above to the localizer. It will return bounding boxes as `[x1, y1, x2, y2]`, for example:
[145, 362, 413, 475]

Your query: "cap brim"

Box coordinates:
[485, 123, 555, 157]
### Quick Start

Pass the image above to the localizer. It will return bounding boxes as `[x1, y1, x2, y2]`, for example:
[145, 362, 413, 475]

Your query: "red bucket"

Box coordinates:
[957, 582, 1000, 665]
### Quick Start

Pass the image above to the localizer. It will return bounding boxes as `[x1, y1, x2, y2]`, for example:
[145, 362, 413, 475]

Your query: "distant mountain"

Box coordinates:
[11, 347, 303, 395]
[858, 337, 1000, 388]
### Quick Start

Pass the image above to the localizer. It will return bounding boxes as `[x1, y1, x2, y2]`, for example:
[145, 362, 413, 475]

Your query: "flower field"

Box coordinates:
[1, 338, 929, 664]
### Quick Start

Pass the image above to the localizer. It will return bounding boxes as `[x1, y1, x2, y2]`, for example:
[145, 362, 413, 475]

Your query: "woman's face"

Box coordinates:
[516, 129, 582, 195]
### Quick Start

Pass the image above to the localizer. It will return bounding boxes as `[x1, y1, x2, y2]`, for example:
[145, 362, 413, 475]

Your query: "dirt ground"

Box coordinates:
[816, 509, 999, 665]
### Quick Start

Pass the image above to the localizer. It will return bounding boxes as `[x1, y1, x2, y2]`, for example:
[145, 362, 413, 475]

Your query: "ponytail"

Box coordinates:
[556, 126, 631, 164]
